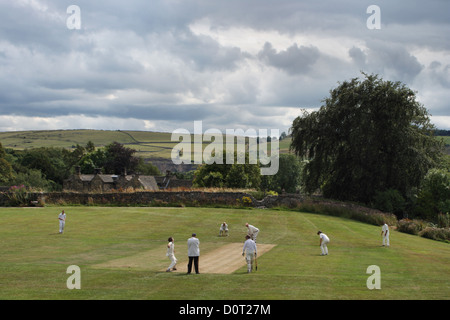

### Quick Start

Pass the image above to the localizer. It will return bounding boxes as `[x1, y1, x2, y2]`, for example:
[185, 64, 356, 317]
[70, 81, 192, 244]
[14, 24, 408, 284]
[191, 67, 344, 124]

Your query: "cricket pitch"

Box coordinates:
[93, 243, 276, 274]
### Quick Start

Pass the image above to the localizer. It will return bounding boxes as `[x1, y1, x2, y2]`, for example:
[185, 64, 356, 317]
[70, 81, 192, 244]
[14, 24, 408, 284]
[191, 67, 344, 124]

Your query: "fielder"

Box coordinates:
[381, 222, 390, 247]
[242, 235, 257, 273]
[246, 223, 259, 242]
[219, 222, 229, 237]
[317, 231, 330, 255]
[58, 210, 66, 234]
[166, 237, 177, 272]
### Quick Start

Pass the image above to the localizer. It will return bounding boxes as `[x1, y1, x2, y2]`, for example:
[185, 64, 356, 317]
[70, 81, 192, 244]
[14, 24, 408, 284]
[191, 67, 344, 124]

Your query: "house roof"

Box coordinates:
[136, 176, 159, 190]
[79, 174, 132, 183]
[66, 171, 191, 191]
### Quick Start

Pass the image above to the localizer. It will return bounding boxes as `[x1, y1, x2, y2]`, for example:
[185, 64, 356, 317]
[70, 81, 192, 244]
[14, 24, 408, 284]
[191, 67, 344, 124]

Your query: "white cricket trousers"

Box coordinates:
[245, 252, 255, 272]
[383, 232, 390, 246]
[168, 254, 177, 269]
[320, 240, 329, 255]
[59, 221, 65, 233]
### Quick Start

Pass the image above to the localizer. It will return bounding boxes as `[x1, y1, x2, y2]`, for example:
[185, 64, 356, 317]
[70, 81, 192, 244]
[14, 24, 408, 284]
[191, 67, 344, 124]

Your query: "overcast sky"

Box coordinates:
[0, 0, 449, 134]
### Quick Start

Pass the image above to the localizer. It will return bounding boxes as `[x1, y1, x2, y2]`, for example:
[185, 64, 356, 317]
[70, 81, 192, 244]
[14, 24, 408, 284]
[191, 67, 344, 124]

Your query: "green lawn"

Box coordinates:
[0, 206, 448, 300]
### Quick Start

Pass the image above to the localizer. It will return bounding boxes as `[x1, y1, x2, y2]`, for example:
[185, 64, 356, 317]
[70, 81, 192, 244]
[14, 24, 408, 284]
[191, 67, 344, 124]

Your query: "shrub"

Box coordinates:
[6, 185, 30, 206]
[247, 190, 265, 200]
[248, 190, 278, 200]
[419, 227, 450, 242]
[241, 196, 253, 206]
[8, 169, 57, 191]
[294, 199, 397, 227]
[397, 219, 427, 235]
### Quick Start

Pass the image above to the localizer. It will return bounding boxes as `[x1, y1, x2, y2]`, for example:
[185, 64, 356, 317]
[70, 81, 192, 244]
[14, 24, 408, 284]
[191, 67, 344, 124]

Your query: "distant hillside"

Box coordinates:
[0, 129, 293, 173]
[0, 129, 174, 157]
[1, 129, 446, 155]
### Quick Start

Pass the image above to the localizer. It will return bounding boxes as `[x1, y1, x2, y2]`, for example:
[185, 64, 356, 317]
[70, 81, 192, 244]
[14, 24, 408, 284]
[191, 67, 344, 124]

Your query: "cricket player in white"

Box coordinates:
[166, 237, 177, 272]
[317, 231, 330, 255]
[381, 223, 390, 247]
[246, 223, 259, 242]
[58, 210, 66, 234]
[219, 222, 229, 236]
[242, 235, 257, 273]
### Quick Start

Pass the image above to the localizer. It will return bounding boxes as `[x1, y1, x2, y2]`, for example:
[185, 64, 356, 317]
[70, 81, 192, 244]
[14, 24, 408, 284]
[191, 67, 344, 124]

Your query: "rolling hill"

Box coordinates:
[0, 129, 292, 160]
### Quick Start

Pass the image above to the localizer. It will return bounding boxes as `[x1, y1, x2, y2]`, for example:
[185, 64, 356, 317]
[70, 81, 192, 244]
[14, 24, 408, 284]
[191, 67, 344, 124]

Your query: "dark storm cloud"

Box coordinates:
[348, 41, 424, 83]
[349, 47, 366, 68]
[163, 29, 248, 72]
[258, 42, 320, 75]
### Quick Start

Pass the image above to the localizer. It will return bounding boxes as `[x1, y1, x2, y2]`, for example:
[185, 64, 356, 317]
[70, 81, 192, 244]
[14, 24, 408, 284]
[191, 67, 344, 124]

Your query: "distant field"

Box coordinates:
[440, 136, 450, 144]
[0, 129, 291, 159]
[0, 130, 174, 158]
[0, 206, 448, 300]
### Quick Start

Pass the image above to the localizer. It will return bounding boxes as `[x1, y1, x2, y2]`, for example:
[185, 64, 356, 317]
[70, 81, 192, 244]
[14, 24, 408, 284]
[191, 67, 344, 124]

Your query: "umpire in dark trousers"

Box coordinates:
[187, 233, 200, 274]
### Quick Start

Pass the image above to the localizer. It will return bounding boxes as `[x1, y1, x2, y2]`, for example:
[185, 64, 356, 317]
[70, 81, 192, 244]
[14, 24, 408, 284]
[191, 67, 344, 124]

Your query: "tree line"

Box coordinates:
[0, 141, 160, 191]
[434, 129, 450, 136]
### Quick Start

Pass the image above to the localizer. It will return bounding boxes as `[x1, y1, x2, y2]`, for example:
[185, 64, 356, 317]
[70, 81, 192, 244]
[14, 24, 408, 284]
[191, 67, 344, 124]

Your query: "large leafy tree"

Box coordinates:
[193, 152, 261, 189]
[103, 142, 139, 174]
[261, 153, 304, 193]
[413, 169, 450, 220]
[290, 73, 443, 203]
[17, 147, 73, 186]
[79, 142, 139, 174]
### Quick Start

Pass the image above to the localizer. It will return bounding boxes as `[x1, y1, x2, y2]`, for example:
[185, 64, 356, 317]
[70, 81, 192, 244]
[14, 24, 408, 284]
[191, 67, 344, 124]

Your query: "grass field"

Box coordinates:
[0, 206, 448, 300]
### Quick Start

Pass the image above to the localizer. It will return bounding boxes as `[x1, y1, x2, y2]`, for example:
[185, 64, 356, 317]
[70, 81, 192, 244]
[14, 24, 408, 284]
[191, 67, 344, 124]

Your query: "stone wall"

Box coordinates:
[0, 190, 310, 208]
[0, 191, 257, 207]
[0, 190, 389, 224]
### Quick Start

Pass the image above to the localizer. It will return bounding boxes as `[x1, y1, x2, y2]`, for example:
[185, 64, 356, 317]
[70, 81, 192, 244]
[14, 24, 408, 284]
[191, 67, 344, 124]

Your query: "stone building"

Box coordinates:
[154, 171, 193, 190]
[63, 167, 159, 192]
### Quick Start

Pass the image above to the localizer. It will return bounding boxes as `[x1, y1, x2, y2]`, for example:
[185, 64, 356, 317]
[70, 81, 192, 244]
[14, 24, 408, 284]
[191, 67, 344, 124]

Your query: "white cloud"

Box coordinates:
[430, 116, 450, 130]
[0, 115, 155, 132]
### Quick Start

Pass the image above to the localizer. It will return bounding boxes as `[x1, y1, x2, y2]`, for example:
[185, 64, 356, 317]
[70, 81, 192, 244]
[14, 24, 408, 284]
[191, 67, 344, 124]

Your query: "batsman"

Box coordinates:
[242, 235, 257, 273]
